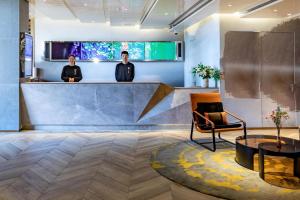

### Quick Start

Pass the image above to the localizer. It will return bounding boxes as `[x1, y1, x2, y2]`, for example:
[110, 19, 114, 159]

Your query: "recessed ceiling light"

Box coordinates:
[287, 13, 292, 16]
[135, 24, 140, 29]
[84, 3, 88, 7]
[273, 9, 278, 12]
[122, 7, 128, 11]
[106, 21, 110, 25]
[43, 0, 47, 2]
[228, 4, 232, 7]
[164, 12, 169, 16]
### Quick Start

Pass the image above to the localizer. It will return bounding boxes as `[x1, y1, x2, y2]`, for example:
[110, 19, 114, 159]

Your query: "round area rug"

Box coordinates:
[150, 142, 300, 200]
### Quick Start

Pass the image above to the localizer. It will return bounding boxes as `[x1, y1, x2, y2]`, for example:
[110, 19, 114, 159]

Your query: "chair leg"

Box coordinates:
[190, 120, 194, 141]
[212, 129, 216, 152]
[243, 122, 247, 139]
[190, 123, 216, 152]
[218, 132, 235, 145]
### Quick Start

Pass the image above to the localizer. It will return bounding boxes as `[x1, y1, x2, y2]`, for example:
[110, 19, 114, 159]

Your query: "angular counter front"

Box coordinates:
[21, 82, 217, 130]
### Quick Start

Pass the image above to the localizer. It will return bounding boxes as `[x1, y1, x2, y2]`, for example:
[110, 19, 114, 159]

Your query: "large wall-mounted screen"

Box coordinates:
[81, 42, 114, 61]
[145, 42, 176, 61]
[46, 41, 183, 62]
[112, 42, 145, 61]
[20, 32, 33, 77]
[51, 42, 81, 60]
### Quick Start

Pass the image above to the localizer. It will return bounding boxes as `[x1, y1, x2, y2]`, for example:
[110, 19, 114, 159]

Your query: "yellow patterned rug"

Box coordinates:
[150, 142, 300, 200]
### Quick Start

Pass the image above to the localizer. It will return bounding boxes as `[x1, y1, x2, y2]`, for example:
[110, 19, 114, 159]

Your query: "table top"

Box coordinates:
[236, 135, 298, 149]
[259, 142, 300, 154]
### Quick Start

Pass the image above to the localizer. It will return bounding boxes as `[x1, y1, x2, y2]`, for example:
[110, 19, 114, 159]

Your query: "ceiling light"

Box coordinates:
[228, 4, 232, 7]
[169, 0, 214, 29]
[233, 12, 241, 16]
[140, 0, 159, 25]
[164, 12, 169, 16]
[135, 24, 140, 29]
[243, 0, 283, 16]
[122, 7, 128, 12]
[273, 9, 278, 12]
[106, 21, 110, 25]
[91, 20, 95, 23]
[287, 13, 292, 16]
[84, 3, 88, 7]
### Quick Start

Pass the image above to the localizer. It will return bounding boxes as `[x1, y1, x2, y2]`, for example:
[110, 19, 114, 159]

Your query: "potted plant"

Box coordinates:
[191, 66, 198, 86]
[212, 68, 221, 88]
[198, 64, 213, 88]
[192, 64, 215, 88]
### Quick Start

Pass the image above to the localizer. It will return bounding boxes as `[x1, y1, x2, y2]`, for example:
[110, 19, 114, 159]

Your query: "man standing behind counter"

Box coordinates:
[61, 55, 82, 82]
[115, 51, 135, 82]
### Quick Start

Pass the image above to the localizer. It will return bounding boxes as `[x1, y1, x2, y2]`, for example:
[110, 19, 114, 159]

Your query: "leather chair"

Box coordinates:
[190, 93, 247, 151]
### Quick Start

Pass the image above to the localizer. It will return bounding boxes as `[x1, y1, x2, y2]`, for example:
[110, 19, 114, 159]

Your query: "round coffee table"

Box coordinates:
[258, 142, 300, 180]
[235, 135, 296, 170]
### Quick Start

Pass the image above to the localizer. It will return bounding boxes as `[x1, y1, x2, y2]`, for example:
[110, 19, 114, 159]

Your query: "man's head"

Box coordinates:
[121, 51, 129, 64]
[68, 55, 76, 66]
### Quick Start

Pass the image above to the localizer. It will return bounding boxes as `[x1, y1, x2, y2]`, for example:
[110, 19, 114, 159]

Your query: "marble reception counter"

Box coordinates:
[21, 82, 217, 130]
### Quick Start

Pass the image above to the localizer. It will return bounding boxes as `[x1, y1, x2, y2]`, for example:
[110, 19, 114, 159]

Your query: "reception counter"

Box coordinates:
[21, 82, 218, 130]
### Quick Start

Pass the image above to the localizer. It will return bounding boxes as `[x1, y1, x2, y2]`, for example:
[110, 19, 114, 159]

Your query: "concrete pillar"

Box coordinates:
[0, 0, 28, 130]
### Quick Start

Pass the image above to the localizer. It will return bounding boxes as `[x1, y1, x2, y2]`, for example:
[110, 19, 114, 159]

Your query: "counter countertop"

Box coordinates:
[21, 82, 219, 90]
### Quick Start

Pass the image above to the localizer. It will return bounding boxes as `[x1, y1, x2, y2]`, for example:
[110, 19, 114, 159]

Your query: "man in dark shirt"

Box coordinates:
[115, 51, 135, 82]
[61, 55, 82, 82]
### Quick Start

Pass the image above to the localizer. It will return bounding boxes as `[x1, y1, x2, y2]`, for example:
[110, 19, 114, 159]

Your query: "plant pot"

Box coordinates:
[195, 76, 201, 86]
[203, 78, 209, 88]
[214, 79, 219, 88]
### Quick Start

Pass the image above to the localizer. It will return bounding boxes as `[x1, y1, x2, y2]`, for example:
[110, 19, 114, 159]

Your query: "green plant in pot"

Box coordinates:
[192, 64, 214, 87]
[212, 68, 221, 88]
[197, 64, 213, 88]
[191, 66, 198, 86]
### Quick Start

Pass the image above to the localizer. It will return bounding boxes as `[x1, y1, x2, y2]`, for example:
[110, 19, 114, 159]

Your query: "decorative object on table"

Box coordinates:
[192, 63, 214, 88]
[266, 106, 289, 148]
[212, 67, 221, 88]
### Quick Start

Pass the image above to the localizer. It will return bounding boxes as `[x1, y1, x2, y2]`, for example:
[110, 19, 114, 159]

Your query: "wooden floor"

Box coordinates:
[0, 129, 298, 200]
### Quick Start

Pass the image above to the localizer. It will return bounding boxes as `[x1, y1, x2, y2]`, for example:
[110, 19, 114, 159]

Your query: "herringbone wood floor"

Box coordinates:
[0, 129, 298, 200]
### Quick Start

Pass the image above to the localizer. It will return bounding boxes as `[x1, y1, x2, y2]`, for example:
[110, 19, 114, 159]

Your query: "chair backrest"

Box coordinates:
[190, 93, 224, 125]
[190, 93, 222, 112]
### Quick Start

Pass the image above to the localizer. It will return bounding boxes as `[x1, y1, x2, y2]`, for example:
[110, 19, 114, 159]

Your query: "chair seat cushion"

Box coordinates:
[199, 122, 242, 130]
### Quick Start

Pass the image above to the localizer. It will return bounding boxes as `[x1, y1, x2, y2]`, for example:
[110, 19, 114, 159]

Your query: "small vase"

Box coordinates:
[214, 79, 218, 88]
[276, 126, 281, 148]
[203, 78, 209, 88]
[195, 76, 201, 86]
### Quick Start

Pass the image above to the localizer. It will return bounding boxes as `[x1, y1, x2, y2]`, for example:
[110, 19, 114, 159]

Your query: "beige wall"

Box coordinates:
[184, 12, 299, 127]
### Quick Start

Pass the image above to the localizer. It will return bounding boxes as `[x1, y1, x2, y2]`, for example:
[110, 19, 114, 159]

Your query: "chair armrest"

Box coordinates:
[224, 110, 245, 124]
[193, 111, 215, 128]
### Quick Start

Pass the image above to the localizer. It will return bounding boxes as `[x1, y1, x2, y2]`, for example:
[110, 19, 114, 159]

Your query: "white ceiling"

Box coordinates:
[30, 0, 300, 28]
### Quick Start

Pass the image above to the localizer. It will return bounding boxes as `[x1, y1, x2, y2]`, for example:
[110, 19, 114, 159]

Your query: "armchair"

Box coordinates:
[190, 93, 247, 151]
